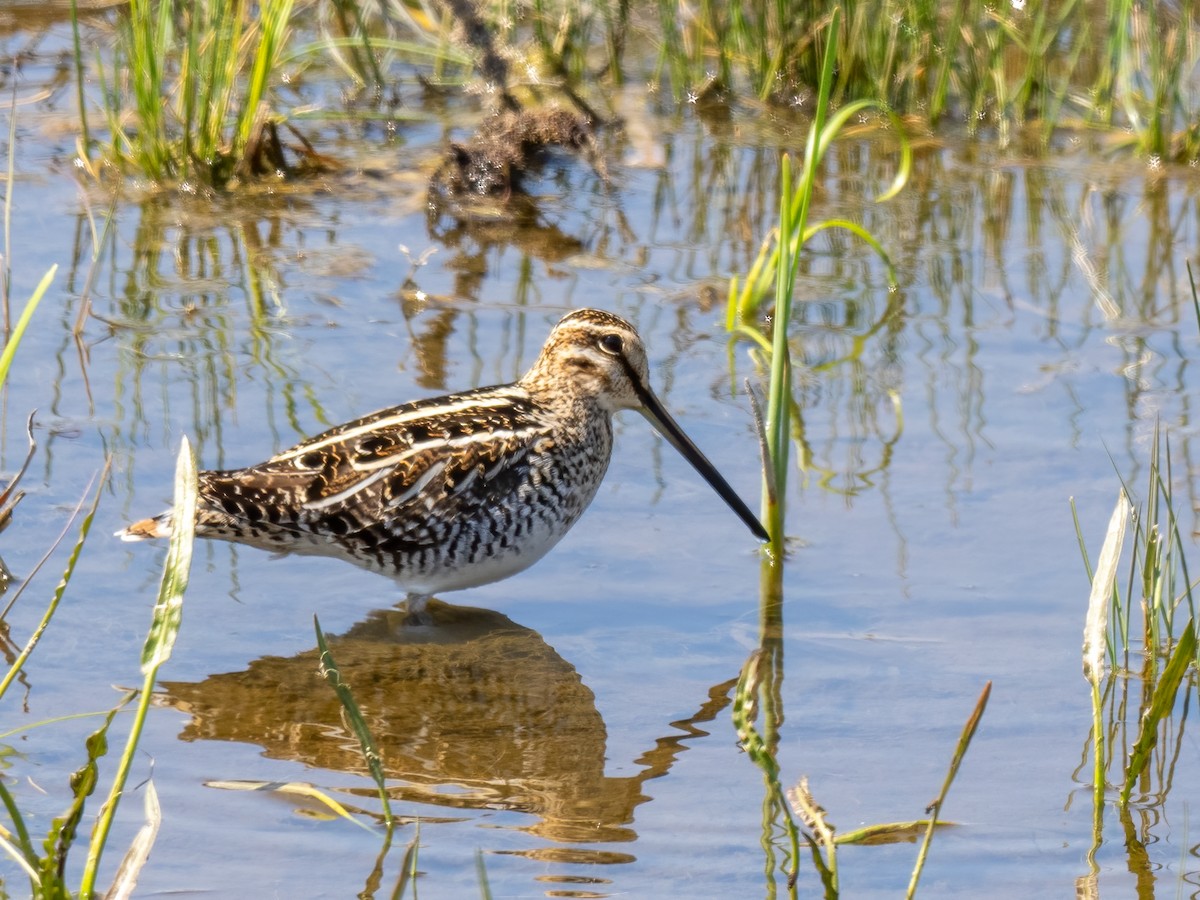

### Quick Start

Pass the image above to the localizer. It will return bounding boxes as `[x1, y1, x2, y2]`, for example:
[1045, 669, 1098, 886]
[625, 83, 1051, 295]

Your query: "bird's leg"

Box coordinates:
[402, 592, 433, 626]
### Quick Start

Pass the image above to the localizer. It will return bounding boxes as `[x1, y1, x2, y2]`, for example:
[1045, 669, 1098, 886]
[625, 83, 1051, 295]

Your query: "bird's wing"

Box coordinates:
[197, 387, 550, 542]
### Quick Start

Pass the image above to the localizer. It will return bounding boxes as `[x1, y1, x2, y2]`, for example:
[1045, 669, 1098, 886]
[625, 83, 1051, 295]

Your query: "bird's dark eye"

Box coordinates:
[598, 333, 623, 355]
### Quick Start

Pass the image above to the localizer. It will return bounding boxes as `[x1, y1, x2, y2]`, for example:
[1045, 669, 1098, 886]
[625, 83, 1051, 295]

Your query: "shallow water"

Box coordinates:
[2, 14, 1199, 900]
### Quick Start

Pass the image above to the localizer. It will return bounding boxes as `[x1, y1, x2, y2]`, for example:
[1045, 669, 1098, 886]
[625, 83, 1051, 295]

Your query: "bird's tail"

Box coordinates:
[116, 512, 173, 541]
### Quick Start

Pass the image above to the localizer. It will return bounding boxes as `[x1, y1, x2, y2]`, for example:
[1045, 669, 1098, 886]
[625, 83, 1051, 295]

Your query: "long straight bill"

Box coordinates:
[629, 373, 769, 542]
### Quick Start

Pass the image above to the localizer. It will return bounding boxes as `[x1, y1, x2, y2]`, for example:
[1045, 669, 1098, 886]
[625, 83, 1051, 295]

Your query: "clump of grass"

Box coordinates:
[725, 7, 907, 547]
[724, 12, 991, 895]
[506, 0, 1200, 160]
[1092, 0, 1200, 159]
[79, 439, 198, 895]
[69, 0, 1200, 196]
[1075, 424, 1199, 731]
[0, 441, 196, 897]
[1075, 422, 1199, 876]
[63, 0, 1200, 180]
[75, 0, 298, 187]
[307, 0, 471, 98]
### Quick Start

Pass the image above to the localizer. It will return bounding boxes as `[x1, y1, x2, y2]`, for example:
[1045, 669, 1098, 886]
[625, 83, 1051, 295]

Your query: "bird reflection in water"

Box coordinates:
[159, 599, 734, 869]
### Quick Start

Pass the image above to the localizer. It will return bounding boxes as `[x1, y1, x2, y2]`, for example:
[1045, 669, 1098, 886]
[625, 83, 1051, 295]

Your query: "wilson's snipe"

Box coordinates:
[119, 308, 767, 614]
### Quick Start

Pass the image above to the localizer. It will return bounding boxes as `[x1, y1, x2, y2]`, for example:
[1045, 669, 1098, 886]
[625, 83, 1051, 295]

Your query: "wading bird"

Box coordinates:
[119, 308, 767, 614]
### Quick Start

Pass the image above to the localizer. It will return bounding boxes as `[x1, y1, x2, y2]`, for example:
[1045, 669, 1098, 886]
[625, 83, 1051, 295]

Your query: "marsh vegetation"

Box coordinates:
[1, 1, 1198, 897]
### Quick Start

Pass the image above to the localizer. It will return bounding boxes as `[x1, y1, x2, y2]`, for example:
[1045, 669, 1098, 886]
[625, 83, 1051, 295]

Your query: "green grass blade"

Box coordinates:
[285, 37, 470, 67]
[68, 0, 90, 163]
[0, 461, 108, 703]
[1119, 619, 1197, 806]
[236, 0, 296, 160]
[906, 681, 991, 899]
[79, 440, 196, 897]
[803, 218, 897, 282]
[314, 616, 394, 828]
[834, 820, 952, 845]
[1070, 496, 1094, 582]
[0, 708, 135, 743]
[764, 150, 795, 532]
[0, 778, 39, 885]
[475, 848, 492, 900]
[141, 439, 197, 673]
[0, 266, 56, 385]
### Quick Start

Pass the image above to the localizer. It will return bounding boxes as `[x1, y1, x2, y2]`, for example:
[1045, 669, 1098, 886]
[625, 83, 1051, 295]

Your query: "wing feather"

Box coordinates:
[196, 387, 549, 541]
